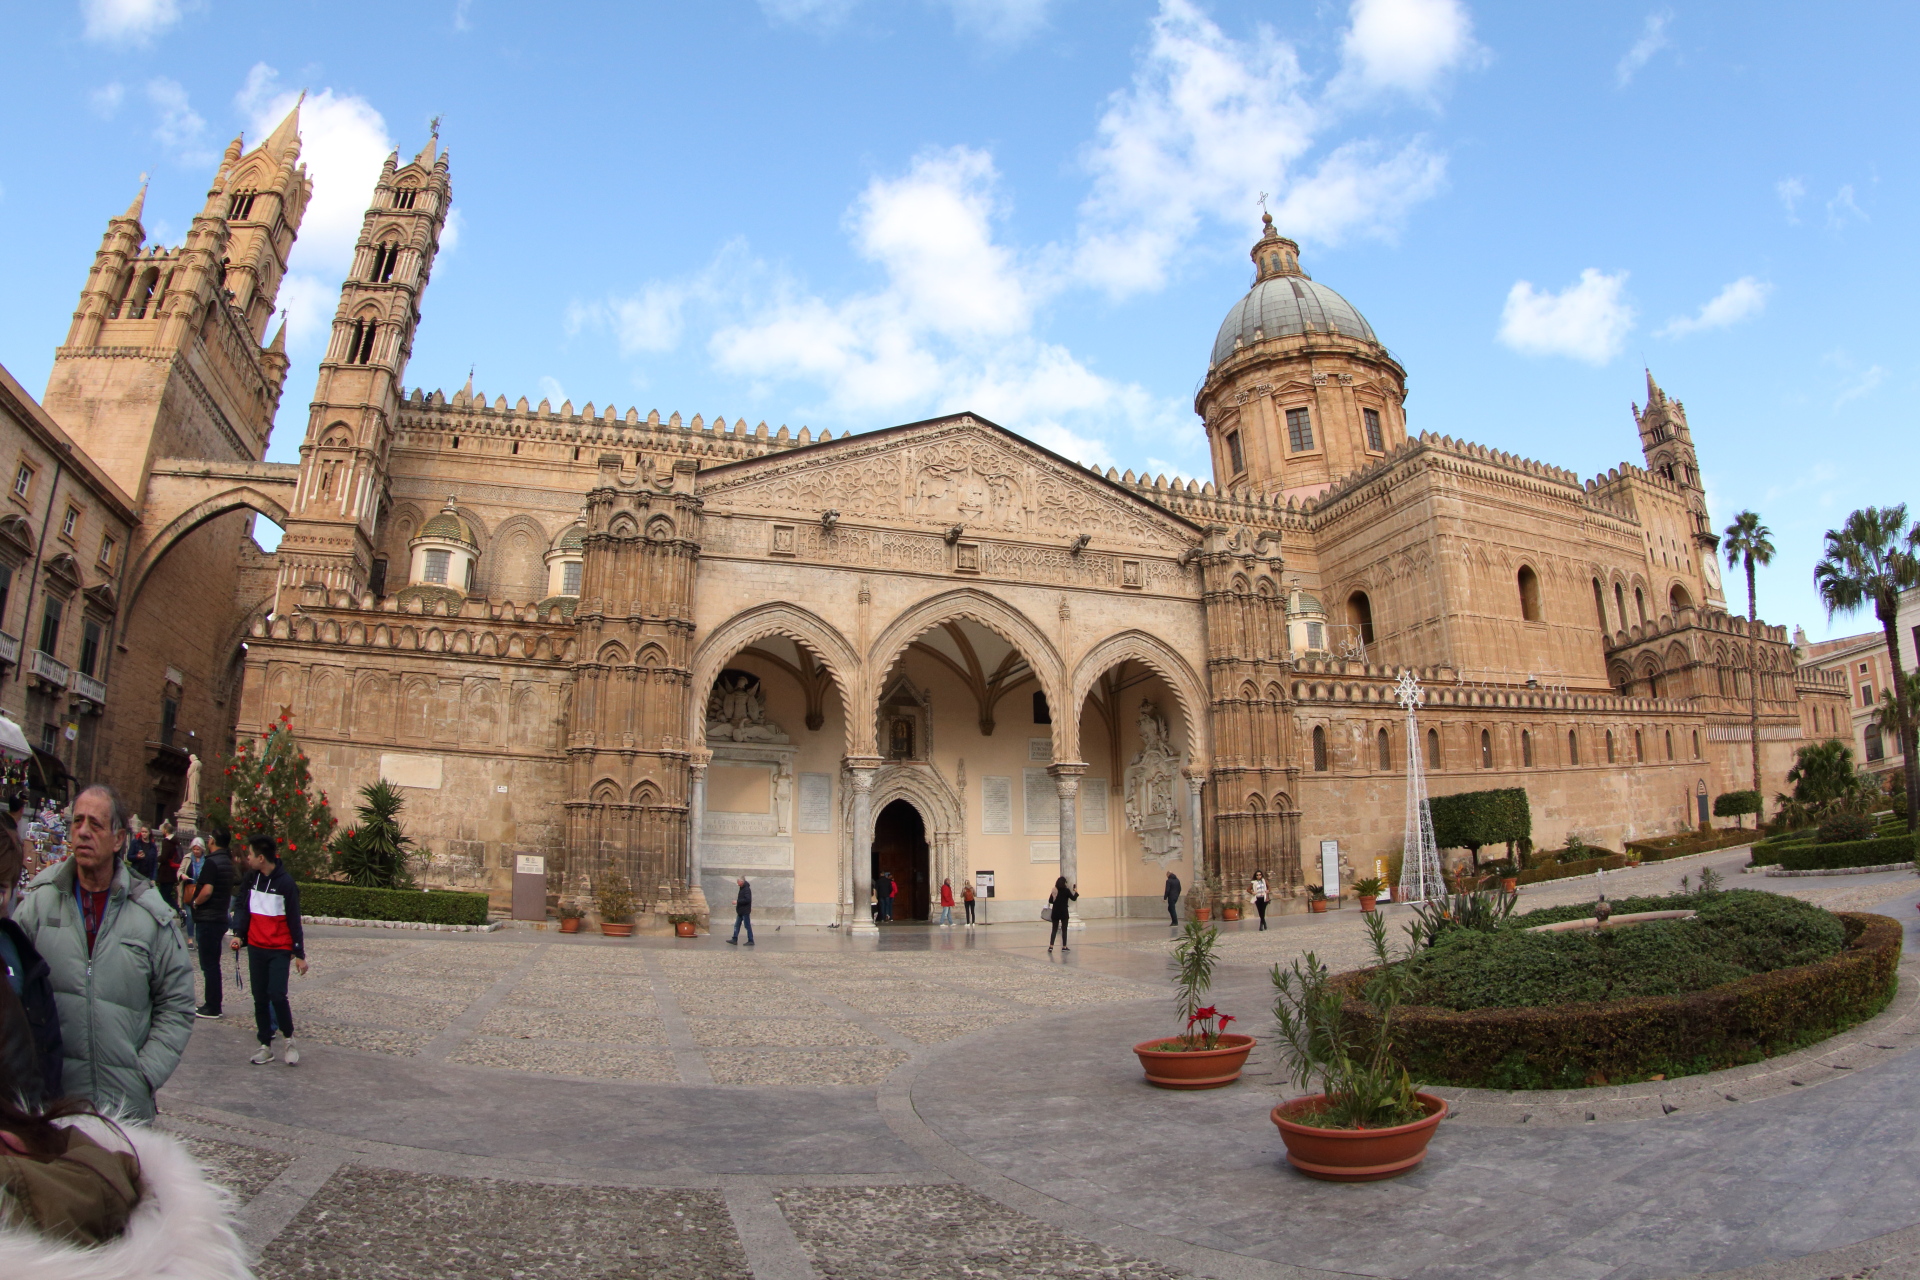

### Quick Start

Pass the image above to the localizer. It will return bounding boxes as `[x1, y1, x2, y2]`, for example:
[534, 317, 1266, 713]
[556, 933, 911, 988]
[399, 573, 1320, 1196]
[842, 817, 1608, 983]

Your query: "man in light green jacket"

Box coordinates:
[13, 783, 196, 1121]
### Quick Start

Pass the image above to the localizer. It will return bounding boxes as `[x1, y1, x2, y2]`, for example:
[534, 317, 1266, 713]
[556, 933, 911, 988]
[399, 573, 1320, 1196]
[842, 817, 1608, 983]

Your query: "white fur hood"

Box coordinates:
[0, 1121, 253, 1280]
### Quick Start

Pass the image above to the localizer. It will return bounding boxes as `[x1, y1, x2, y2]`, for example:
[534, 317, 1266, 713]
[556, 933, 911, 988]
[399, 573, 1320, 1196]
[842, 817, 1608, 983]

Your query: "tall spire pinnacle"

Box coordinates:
[1645, 367, 1665, 406]
[263, 91, 305, 158]
[123, 175, 148, 222]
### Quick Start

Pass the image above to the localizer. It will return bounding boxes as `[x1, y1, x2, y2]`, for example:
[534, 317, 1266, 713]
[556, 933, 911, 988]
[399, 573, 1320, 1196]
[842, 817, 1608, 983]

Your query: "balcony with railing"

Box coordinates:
[72, 671, 107, 707]
[0, 631, 18, 667]
[28, 650, 70, 692]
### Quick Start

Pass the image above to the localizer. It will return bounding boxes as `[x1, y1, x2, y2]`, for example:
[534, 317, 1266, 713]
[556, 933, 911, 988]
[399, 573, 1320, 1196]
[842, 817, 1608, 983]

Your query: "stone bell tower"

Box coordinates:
[274, 134, 451, 611]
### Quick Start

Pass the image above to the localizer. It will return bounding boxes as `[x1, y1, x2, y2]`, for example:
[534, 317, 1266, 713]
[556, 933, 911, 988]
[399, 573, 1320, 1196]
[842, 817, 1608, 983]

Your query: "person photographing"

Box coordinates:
[228, 835, 307, 1067]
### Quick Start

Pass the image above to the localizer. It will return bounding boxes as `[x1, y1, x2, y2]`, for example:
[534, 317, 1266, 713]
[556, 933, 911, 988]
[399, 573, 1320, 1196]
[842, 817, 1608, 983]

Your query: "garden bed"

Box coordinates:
[1756, 833, 1917, 871]
[1625, 828, 1756, 862]
[297, 882, 492, 926]
[1338, 902, 1900, 1090]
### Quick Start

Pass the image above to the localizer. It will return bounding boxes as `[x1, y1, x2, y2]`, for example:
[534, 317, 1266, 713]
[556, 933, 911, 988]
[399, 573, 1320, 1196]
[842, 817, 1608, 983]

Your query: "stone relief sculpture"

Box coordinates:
[705, 671, 790, 743]
[775, 759, 794, 835]
[1124, 699, 1183, 864]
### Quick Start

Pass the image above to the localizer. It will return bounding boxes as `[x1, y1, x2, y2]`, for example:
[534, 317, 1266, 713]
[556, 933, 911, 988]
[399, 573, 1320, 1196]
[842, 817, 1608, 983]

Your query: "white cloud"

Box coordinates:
[1826, 352, 1886, 409]
[146, 78, 209, 164]
[1825, 183, 1866, 230]
[440, 207, 465, 255]
[89, 82, 125, 118]
[1337, 0, 1484, 98]
[537, 375, 568, 407]
[1074, 0, 1458, 298]
[758, 0, 857, 24]
[1497, 268, 1634, 364]
[453, 0, 474, 31]
[1776, 176, 1805, 224]
[946, 0, 1052, 43]
[1615, 10, 1671, 87]
[1657, 276, 1771, 338]
[273, 273, 336, 348]
[81, 0, 191, 44]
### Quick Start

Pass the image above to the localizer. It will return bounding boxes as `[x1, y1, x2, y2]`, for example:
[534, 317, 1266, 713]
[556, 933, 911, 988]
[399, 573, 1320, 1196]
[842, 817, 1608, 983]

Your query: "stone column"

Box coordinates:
[1183, 766, 1208, 881]
[686, 748, 711, 891]
[1050, 762, 1087, 927]
[846, 757, 880, 934]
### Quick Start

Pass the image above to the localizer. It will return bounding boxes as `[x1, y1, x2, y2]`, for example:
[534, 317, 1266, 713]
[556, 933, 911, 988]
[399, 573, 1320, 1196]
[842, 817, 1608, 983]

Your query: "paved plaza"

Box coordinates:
[156, 849, 1920, 1280]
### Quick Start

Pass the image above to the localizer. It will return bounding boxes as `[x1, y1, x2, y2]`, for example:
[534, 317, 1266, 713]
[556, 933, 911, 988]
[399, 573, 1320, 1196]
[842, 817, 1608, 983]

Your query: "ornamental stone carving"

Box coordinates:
[1124, 700, 1183, 865]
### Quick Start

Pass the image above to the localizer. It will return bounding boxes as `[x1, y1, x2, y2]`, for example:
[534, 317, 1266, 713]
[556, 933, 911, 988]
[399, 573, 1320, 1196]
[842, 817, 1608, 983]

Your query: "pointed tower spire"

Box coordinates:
[264, 91, 305, 158]
[267, 315, 288, 353]
[124, 175, 148, 222]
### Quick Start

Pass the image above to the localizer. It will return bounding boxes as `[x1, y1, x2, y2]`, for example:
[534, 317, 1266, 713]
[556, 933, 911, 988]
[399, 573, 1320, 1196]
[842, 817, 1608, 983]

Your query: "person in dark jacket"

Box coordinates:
[228, 835, 307, 1067]
[1163, 871, 1182, 926]
[126, 826, 159, 884]
[1046, 875, 1078, 954]
[726, 876, 754, 946]
[187, 828, 235, 1020]
[0, 917, 63, 1107]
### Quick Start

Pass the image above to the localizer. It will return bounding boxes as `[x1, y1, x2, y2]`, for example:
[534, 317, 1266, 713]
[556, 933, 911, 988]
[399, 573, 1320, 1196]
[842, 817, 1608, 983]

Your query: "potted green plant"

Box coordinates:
[1132, 921, 1255, 1089]
[1268, 911, 1447, 1180]
[1481, 860, 1519, 894]
[666, 911, 699, 938]
[595, 872, 637, 937]
[1222, 890, 1242, 923]
[1351, 876, 1384, 913]
[1306, 883, 1329, 913]
[556, 903, 584, 934]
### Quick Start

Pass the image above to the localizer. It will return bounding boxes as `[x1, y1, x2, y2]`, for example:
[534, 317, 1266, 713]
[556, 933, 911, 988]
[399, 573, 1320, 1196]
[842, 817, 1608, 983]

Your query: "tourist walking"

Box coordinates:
[1046, 875, 1078, 954]
[127, 824, 158, 883]
[188, 829, 233, 1019]
[878, 872, 895, 923]
[228, 835, 307, 1067]
[0, 814, 62, 1106]
[938, 878, 955, 926]
[962, 878, 976, 927]
[1163, 870, 1181, 926]
[10, 784, 195, 1120]
[154, 822, 182, 912]
[1251, 870, 1270, 930]
[727, 876, 755, 946]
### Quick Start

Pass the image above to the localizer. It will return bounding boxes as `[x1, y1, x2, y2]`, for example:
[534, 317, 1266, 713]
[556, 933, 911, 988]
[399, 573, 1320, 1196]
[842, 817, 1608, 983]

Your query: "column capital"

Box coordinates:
[689, 747, 713, 772]
[1182, 763, 1210, 783]
[1046, 761, 1090, 779]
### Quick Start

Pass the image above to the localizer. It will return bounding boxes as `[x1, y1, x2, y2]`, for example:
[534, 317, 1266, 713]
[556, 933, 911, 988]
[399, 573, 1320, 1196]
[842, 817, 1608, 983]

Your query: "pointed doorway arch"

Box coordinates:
[872, 799, 930, 922]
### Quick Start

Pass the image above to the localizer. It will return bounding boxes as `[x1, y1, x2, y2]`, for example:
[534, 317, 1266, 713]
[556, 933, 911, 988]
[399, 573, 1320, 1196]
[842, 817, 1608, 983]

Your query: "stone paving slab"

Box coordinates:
[175, 1133, 298, 1204]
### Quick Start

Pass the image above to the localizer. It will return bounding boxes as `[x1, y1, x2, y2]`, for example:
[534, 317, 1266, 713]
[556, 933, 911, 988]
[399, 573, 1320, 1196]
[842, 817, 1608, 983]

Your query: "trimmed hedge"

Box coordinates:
[1512, 852, 1630, 887]
[1713, 790, 1762, 820]
[1430, 787, 1531, 857]
[1626, 828, 1755, 863]
[1341, 912, 1901, 1089]
[1769, 833, 1919, 872]
[298, 882, 491, 926]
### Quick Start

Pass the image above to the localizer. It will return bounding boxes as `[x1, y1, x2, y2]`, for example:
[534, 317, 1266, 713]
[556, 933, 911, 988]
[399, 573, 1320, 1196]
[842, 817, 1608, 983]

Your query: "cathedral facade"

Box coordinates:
[21, 115, 1849, 923]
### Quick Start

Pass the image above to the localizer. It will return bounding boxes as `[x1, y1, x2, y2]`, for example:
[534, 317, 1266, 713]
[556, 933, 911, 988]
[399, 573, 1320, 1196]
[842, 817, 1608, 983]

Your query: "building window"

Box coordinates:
[1592, 579, 1608, 630]
[1306, 620, 1324, 651]
[1665, 729, 1674, 760]
[160, 697, 178, 748]
[346, 320, 377, 365]
[40, 723, 56, 754]
[1312, 725, 1328, 771]
[1866, 724, 1885, 762]
[370, 242, 400, 283]
[1606, 730, 1615, 762]
[1635, 729, 1645, 762]
[96, 535, 115, 568]
[1614, 583, 1627, 627]
[1635, 588, 1647, 625]
[1426, 727, 1441, 769]
[562, 561, 582, 595]
[1861, 682, 1875, 708]
[1377, 728, 1391, 770]
[79, 619, 102, 678]
[227, 191, 257, 220]
[1363, 408, 1384, 452]
[0, 563, 9, 628]
[464, 559, 476, 593]
[38, 595, 63, 655]
[1692, 729, 1701, 758]
[369, 557, 388, 597]
[1286, 407, 1314, 453]
[1521, 730, 1534, 767]
[1032, 691, 1051, 724]
[1225, 430, 1244, 474]
[60, 506, 78, 539]
[1517, 566, 1542, 622]
[392, 186, 418, 209]
[1347, 591, 1375, 645]
[1480, 729, 1493, 768]
[12, 464, 32, 499]
[1568, 730, 1579, 765]
[423, 549, 450, 584]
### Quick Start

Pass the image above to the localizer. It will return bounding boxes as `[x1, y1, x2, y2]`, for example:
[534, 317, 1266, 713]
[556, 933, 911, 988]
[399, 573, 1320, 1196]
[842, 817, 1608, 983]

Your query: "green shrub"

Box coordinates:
[1344, 913, 1901, 1089]
[1429, 788, 1532, 864]
[298, 882, 491, 926]
[1713, 790, 1762, 825]
[1818, 808, 1877, 844]
[1518, 851, 1629, 885]
[1626, 828, 1756, 862]
[1774, 834, 1919, 872]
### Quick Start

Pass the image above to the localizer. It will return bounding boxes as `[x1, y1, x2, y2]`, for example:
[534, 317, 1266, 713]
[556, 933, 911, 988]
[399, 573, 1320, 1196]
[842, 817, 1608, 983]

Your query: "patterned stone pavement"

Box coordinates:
[154, 846, 1920, 1280]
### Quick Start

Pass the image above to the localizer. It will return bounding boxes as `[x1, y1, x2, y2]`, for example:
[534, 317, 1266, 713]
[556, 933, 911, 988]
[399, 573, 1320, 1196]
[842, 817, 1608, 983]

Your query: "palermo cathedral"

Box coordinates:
[10, 106, 1849, 925]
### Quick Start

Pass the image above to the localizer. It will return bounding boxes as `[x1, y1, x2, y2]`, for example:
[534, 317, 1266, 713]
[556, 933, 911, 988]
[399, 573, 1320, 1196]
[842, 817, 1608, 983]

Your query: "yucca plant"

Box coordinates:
[331, 780, 417, 889]
[1270, 911, 1425, 1129]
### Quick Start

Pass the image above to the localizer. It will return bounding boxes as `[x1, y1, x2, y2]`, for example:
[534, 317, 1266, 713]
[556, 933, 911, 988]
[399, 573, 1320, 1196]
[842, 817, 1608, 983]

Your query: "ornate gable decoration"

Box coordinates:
[697, 415, 1198, 555]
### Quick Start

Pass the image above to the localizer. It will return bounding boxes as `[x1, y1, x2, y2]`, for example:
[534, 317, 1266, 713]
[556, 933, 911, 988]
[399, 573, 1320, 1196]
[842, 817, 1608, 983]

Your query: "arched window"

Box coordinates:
[1669, 583, 1693, 613]
[1312, 725, 1328, 772]
[345, 319, 377, 365]
[1568, 730, 1579, 765]
[1376, 728, 1391, 770]
[1517, 566, 1542, 622]
[1614, 582, 1627, 627]
[1635, 588, 1648, 625]
[392, 184, 419, 210]
[1032, 691, 1051, 725]
[1480, 729, 1493, 768]
[1521, 730, 1534, 767]
[1635, 729, 1645, 762]
[1665, 729, 1674, 760]
[227, 190, 257, 220]
[1592, 578, 1608, 630]
[369, 241, 401, 283]
[1427, 727, 1441, 770]
[1347, 591, 1376, 645]
[1692, 729, 1701, 758]
[1606, 729, 1615, 762]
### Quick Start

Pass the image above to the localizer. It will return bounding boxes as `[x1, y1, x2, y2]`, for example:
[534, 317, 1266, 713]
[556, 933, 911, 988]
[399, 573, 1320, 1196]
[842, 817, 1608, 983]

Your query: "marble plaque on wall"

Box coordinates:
[797, 772, 832, 833]
[982, 776, 1012, 834]
[1029, 841, 1059, 863]
[1081, 778, 1109, 833]
[1023, 768, 1058, 834]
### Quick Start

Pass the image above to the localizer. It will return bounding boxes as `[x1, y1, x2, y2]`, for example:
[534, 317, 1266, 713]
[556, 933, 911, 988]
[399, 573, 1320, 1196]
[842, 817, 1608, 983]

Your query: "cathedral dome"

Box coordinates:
[556, 522, 586, 552]
[418, 499, 476, 547]
[1210, 215, 1378, 367]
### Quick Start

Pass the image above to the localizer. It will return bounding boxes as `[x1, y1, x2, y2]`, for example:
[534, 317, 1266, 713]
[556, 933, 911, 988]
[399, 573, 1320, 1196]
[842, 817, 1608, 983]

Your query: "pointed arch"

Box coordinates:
[124, 484, 292, 618]
[866, 588, 1064, 759]
[688, 602, 861, 752]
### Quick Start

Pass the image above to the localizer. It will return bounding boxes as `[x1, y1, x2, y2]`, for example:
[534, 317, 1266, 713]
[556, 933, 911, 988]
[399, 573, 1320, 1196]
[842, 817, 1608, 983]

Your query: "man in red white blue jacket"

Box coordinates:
[227, 834, 308, 1066]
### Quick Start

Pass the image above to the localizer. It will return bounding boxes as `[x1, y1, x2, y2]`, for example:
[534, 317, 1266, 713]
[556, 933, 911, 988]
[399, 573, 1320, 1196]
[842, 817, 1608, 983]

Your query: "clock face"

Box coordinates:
[1703, 557, 1722, 589]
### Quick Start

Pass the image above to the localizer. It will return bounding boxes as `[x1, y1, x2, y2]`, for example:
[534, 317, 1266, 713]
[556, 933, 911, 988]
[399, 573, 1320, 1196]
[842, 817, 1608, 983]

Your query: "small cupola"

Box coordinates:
[544, 514, 587, 598]
[1251, 212, 1303, 283]
[407, 496, 479, 597]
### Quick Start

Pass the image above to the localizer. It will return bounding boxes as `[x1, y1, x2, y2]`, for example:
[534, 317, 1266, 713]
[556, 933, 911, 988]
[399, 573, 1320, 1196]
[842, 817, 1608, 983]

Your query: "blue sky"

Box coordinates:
[0, 1, 1910, 641]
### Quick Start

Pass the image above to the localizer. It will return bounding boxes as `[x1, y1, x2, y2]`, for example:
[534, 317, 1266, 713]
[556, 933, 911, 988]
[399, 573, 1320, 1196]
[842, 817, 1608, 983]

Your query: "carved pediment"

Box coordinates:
[696, 414, 1200, 555]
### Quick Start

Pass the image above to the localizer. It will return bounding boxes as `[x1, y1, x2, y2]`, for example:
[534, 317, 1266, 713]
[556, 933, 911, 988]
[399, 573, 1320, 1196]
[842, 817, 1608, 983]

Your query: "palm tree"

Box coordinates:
[1814, 504, 1920, 822]
[1722, 511, 1774, 805]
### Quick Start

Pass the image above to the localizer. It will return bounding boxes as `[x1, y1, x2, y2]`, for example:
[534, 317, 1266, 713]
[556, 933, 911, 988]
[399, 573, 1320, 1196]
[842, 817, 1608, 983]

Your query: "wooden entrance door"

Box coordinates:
[871, 799, 931, 921]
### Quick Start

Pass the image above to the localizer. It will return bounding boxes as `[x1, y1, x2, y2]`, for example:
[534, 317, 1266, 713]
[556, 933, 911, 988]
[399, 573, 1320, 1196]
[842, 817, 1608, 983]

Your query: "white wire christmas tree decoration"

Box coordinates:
[1395, 670, 1446, 904]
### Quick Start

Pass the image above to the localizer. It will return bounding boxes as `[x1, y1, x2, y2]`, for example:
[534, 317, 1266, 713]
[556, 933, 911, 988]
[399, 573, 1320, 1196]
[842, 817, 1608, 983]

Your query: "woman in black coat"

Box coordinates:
[1046, 875, 1078, 954]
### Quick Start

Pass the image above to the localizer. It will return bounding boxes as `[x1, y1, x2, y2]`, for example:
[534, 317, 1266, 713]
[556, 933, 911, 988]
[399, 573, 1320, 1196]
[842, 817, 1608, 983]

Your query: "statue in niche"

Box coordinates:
[705, 670, 789, 743]
[775, 759, 794, 835]
[889, 717, 915, 760]
[1124, 699, 1183, 865]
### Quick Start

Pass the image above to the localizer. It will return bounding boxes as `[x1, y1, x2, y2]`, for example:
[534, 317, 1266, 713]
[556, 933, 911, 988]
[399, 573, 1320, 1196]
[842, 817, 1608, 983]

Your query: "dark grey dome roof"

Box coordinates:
[1211, 275, 1378, 367]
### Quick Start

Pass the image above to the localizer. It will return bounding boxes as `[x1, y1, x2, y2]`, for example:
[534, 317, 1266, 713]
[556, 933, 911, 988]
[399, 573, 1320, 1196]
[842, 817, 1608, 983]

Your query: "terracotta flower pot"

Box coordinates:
[1358, 895, 1378, 913]
[600, 921, 634, 937]
[1222, 907, 1240, 921]
[1133, 1033, 1255, 1090]
[1500, 877, 1518, 894]
[1309, 898, 1328, 913]
[1271, 1092, 1448, 1182]
[558, 917, 581, 933]
[1194, 906, 1212, 921]
[674, 920, 697, 937]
